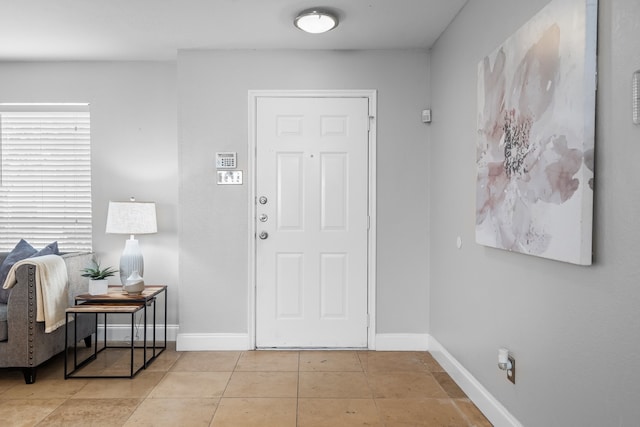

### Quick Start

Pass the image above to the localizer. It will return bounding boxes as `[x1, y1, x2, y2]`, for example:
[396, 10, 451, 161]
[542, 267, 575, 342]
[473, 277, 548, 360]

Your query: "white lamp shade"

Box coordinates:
[106, 201, 157, 235]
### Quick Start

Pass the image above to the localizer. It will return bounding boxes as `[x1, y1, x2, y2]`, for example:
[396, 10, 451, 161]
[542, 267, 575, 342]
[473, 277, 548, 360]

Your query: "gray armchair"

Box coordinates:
[0, 252, 96, 383]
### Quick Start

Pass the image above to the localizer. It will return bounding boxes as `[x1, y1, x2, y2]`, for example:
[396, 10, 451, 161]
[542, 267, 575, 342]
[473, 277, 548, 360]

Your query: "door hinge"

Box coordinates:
[368, 115, 374, 131]
[366, 313, 370, 327]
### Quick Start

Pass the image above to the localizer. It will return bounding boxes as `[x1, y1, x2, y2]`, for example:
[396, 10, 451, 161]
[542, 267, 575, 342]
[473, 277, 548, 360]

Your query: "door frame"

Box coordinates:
[247, 90, 377, 349]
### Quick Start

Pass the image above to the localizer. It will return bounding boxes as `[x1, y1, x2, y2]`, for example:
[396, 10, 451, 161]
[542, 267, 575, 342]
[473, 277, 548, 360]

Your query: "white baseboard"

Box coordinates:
[374, 333, 429, 351]
[100, 326, 250, 350]
[172, 333, 429, 351]
[99, 324, 178, 342]
[176, 333, 251, 351]
[173, 333, 430, 351]
[429, 336, 522, 427]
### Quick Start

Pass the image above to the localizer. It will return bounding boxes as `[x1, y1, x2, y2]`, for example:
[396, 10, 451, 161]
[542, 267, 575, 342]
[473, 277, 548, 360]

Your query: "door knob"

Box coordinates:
[259, 214, 268, 222]
[259, 196, 268, 205]
[259, 231, 269, 240]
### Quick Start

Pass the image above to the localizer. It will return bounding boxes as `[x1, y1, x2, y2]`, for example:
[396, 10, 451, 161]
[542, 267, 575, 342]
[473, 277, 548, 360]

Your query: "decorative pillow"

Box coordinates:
[0, 239, 37, 303]
[32, 241, 59, 258]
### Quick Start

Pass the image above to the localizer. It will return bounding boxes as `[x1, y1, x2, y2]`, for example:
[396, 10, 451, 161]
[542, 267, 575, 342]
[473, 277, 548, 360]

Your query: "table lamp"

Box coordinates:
[105, 197, 157, 285]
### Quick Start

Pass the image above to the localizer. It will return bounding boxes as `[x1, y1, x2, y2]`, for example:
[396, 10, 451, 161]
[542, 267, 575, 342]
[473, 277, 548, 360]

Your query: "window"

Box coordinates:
[0, 104, 92, 252]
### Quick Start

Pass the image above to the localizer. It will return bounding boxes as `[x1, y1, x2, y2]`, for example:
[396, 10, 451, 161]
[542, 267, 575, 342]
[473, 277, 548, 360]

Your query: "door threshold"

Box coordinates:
[255, 347, 368, 351]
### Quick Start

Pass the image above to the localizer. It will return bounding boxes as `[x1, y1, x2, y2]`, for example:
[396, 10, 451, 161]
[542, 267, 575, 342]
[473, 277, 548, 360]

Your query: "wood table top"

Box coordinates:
[75, 285, 166, 302]
[66, 303, 144, 314]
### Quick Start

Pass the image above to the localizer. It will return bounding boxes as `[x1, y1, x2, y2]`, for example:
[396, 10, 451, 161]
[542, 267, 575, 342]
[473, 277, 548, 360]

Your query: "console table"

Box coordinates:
[64, 285, 167, 379]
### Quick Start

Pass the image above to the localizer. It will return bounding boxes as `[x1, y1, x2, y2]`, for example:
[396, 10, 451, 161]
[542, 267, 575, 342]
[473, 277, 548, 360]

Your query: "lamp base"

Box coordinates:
[119, 238, 144, 285]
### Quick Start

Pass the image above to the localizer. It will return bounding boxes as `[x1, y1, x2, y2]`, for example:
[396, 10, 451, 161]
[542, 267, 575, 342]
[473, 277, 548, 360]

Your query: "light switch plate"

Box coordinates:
[633, 70, 640, 125]
[217, 170, 243, 185]
[421, 109, 432, 123]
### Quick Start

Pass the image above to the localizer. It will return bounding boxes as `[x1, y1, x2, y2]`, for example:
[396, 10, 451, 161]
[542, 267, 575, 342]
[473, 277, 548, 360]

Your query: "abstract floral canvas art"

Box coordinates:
[476, 0, 597, 265]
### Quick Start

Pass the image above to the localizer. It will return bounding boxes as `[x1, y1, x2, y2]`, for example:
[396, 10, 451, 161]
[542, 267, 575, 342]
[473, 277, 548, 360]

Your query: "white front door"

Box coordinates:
[255, 96, 369, 348]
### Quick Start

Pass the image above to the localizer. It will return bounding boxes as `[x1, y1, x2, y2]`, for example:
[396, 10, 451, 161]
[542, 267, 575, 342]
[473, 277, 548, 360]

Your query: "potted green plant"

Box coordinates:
[81, 258, 118, 295]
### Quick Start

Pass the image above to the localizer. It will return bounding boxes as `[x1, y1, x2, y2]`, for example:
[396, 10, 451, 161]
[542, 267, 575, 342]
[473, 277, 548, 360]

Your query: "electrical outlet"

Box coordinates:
[507, 355, 516, 384]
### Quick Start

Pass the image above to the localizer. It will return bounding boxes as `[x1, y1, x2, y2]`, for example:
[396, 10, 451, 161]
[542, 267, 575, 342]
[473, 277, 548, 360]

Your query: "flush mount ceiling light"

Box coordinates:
[294, 8, 339, 34]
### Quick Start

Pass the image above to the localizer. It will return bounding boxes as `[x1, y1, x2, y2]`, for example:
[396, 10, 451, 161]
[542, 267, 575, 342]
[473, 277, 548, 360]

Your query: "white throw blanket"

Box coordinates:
[2, 255, 68, 333]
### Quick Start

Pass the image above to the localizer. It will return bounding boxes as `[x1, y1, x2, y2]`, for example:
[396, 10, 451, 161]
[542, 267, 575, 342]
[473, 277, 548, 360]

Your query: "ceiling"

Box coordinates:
[0, 0, 467, 61]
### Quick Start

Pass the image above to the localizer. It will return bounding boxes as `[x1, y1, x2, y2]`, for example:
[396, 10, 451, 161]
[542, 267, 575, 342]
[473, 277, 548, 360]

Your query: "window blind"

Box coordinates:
[0, 105, 92, 252]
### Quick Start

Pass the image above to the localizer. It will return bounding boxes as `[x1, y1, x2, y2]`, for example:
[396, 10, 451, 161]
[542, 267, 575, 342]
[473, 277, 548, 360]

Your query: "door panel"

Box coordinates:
[320, 253, 348, 319]
[276, 253, 304, 319]
[255, 96, 369, 348]
[277, 153, 304, 230]
[321, 153, 348, 230]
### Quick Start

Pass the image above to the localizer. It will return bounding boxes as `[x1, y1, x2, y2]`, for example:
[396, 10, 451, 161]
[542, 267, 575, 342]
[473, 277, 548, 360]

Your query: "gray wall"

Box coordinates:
[429, 0, 640, 425]
[177, 50, 430, 338]
[0, 62, 179, 325]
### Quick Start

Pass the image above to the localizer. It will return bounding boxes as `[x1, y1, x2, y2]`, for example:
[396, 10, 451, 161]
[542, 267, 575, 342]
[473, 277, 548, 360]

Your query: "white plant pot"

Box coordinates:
[88, 279, 109, 295]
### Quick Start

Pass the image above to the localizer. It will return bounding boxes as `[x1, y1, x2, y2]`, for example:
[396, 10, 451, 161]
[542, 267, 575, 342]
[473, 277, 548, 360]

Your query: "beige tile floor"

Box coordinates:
[0, 343, 493, 426]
